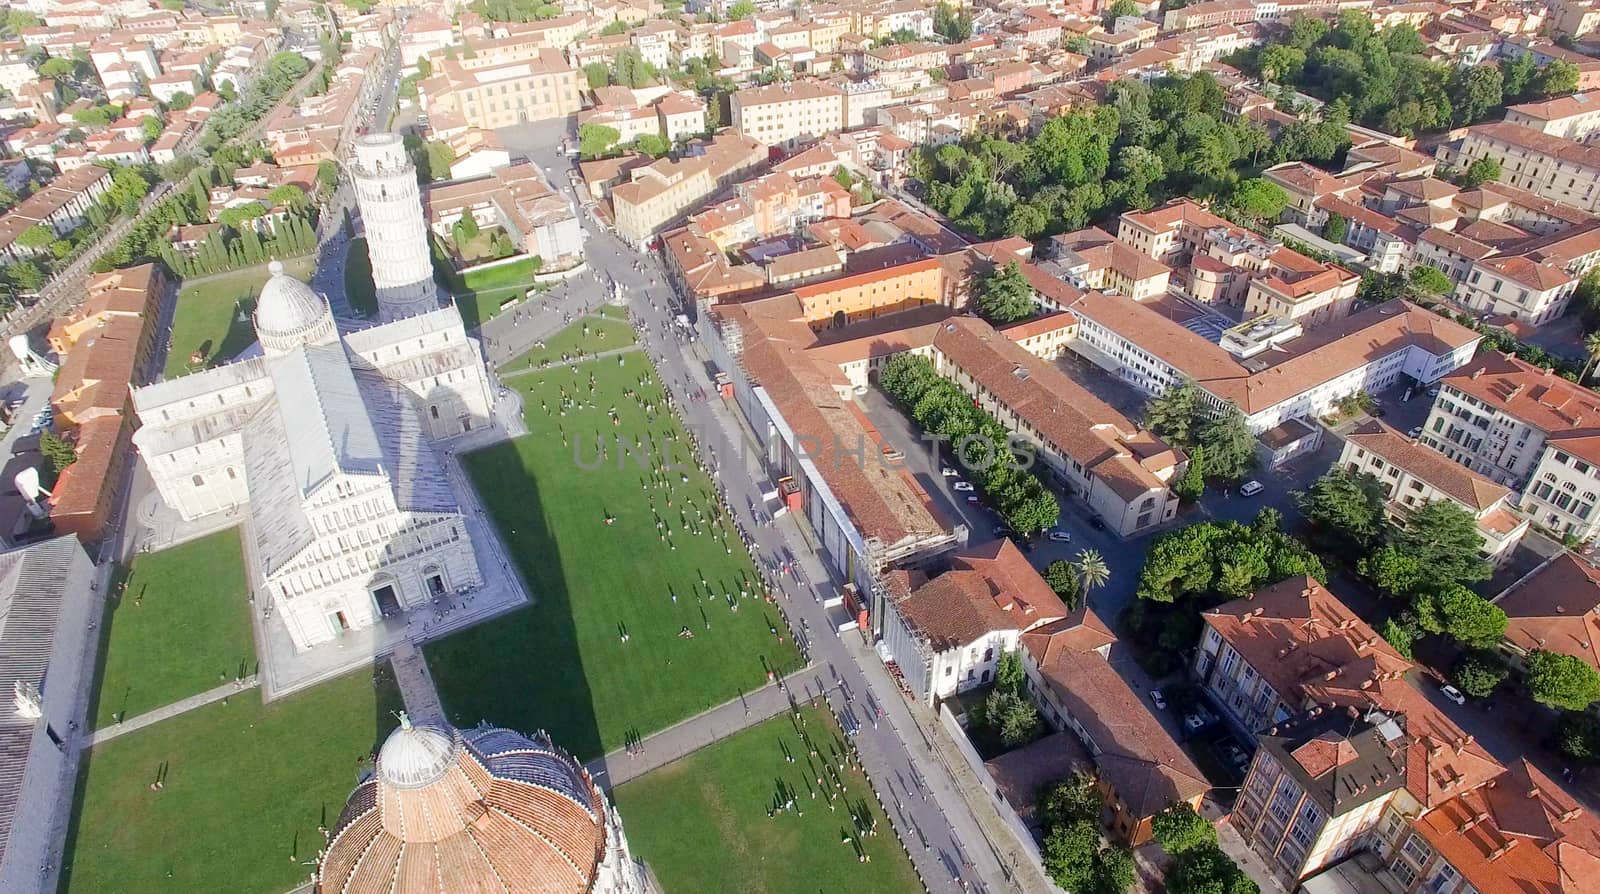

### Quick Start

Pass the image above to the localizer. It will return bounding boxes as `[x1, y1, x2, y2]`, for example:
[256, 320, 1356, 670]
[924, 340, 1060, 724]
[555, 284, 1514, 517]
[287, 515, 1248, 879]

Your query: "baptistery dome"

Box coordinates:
[254, 261, 336, 354]
[316, 716, 641, 894]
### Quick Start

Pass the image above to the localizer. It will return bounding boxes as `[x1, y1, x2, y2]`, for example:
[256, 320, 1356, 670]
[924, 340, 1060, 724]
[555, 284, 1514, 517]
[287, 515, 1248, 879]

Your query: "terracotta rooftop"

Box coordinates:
[1344, 418, 1512, 512]
[1495, 552, 1600, 674]
[1441, 352, 1600, 437]
[884, 539, 1069, 652]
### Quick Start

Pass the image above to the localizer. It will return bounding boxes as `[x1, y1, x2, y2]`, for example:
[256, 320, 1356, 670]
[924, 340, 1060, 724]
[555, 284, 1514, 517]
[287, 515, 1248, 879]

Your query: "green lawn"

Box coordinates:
[614, 704, 923, 894]
[500, 311, 636, 371]
[344, 237, 377, 317]
[62, 666, 402, 894]
[454, 283, 535, 331]
[427, 348, 800, 760]
[88, 529, 254, 730]
[163, 258, 315, 379]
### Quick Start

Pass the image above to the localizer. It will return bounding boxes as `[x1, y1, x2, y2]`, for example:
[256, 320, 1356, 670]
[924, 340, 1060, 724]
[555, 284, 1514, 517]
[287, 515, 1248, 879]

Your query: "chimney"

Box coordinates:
[1472, 367, 1484, 379]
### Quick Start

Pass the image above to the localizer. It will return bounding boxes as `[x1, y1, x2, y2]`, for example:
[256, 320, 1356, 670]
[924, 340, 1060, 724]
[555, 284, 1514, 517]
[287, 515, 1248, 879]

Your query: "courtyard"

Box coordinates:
[614, 703, 923, 894]
[87, 529, 254, 729]
[162, 257, 316, 379]
[426, 345, 801, 759]
[62, 665, 402, 894]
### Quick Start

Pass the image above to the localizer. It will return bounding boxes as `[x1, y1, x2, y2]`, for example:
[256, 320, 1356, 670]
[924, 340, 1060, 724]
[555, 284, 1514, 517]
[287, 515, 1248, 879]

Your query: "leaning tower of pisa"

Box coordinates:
[350, 132, 441, 321]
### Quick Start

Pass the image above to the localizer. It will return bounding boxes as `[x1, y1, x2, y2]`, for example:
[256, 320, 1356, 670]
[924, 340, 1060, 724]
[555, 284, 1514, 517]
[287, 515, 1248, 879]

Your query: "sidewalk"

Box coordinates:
[86, 675, 259, 747]
[586, 667, 813, 789]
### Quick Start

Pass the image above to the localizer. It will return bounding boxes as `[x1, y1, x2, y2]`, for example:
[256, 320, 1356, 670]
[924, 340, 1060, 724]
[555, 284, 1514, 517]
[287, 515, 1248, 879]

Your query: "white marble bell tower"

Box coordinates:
[350, 132, 441, 321]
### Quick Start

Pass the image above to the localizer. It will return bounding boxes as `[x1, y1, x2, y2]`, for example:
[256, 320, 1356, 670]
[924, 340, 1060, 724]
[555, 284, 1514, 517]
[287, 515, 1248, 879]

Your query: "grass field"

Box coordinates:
[614, 703, 923, 894]
[344, 238, 377, 317]
[88, 529, 254, 730]
[500, 311, 636, 372]
[62, 665, 402, 894]
[163, 258, 315, 379]
[427, 348, 800, 759]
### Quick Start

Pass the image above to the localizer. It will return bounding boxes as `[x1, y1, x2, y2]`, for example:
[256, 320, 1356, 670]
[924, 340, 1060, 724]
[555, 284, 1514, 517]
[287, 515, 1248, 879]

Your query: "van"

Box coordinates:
[1239, 480, 1264, 497]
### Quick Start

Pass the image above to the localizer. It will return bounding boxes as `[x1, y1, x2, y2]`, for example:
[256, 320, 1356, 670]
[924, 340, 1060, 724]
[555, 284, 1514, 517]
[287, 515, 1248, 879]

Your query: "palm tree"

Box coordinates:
[1074, 549, 1110, 599]
[1582, 331, 1600, 384]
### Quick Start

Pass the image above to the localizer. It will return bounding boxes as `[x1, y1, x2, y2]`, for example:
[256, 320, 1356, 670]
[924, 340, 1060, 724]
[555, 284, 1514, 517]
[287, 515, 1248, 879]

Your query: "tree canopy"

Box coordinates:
[973, 261, 1036, 324]
[1151, 802, 1217, 855]
[1137, 516, 1324, 603]
[1526, 649, 1600, 712]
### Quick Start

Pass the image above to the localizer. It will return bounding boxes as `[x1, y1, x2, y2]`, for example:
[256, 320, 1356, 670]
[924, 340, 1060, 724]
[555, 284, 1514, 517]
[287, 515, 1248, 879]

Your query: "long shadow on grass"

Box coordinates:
[423, 442, 604, 759]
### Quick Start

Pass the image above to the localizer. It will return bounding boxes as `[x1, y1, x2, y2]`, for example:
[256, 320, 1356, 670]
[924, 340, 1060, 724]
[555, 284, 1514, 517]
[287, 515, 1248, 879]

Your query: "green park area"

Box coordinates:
[163, 257, 315, 379]
[62, 666, 402, 894]
[501, 310, 636, 371]
[88, 530, 254, 729]
[614, 703, 923, 894]
[427, 344, 800, 759]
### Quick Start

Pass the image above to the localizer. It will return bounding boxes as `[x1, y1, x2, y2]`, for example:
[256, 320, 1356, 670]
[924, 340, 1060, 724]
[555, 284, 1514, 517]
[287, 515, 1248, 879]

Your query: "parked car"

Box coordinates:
[941, 466, 959, 477]
[1239, 480, 1264, 497]
[1089, 516, 1105, 531]
[1047, 529, 1072, 543]
[1150, 689, 1167, 710]
[1408, 426, 1423, 439]
[952, 481, 974, 492]
[1440, 683, 1467, 705]
[965, 495, 980, 505]
[1183, 713, 1206, 732]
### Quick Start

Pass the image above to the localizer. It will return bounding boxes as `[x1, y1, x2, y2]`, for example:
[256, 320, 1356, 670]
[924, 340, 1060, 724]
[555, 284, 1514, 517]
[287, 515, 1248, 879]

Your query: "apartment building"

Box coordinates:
[929, 316, 1185, 538]
[731, 80, 846, 150]
[0, 165, 113, 263]
[1337, 419, 1529, 566]
[1455, 252, 1578, 325]
[1045, 228, 1171, 301]
[1440, 122, 1600, 214]
[1054, 269, 1480, 435]
[1503, 90, 1600, 143]
[610, 132, 766, 247]
[880, 539, 1070, 707]
[1022, 608, 1210, 845]
[422, 162, 583, 269]
[420, 49, 581, 130]
[1240, 247, 1360, 329]
[1196, 576, 1517, 888]
[1493, 550, 1600, 676]
[1421, 352, 1600, 543]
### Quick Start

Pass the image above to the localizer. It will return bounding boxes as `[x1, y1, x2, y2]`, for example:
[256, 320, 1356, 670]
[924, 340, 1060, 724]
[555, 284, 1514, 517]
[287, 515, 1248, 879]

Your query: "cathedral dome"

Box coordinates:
[316, 718, 613, 894]
[254, 261, 336, 354]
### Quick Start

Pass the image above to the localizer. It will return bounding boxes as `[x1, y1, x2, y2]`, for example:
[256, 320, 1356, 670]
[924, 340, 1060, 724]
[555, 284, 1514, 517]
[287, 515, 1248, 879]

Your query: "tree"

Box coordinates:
[1175, 447, 1205, 502]
[454, 212, 481, 245]
[1144, 379, 1200, 446]
[37, 57, 72, 79]
[1394, 500, 1491, 585]
[1414, 584, 1507, 648]
[1360, 544, 1426, 597]
[973, 261, 1035, 324]
[267, 184, 307, 211]
[1095, 846, 1135, 894]
[1229, 178, 1288, 222]
[600, 19, 630, 35]
[578, 122, 621, 160]
[1151, 802, 1217, 854]
[727, 0, 755, 19]
[1451, 650, 1508, 699]
[992, 689, 1042, 748]
[933, 0, 972, 42]
[14, 224, 51, 250]
[1456, 156, 1501, 189]
[1198, 409, 1254, 482]
[1323, 212, 1348, 244]
[1557, 711, 1600, 762]
[997, 650, 1025, 692]
[1296, 468, 1390, 549]
[1166, 845, 1259, 894]
[1045, 560, 1084, 609]
[1075, 549, 1110, 598]
[1526, 649, 1600, 711]
[38, 429, 76, 477]
[1044, 820, 1103, 892]
[633, 133, 670, 157]
[1531, 60, 1580, 100]
[415, 56, 432, 79]
[1408, 264, 1454, 297]
[217, 79, 236, 102]
[584, 61, 609, 89]
[1038, 773, 1101, 830]
[1104, 0, 1141, 25]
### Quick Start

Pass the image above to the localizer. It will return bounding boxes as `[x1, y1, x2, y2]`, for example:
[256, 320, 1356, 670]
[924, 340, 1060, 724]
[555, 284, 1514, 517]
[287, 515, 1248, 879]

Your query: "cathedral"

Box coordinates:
[129, 133, 495, 651]
[316, 716, 643, 894]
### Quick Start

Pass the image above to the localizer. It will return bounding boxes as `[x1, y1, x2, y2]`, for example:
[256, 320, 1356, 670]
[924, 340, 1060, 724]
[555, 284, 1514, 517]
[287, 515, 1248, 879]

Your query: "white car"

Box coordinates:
[1238, 480, 1264, 497]
[952, 481, 974, 492]
[1150, 689, 1167, 710]
[1440, 683, 1467, 705]
[941, 466, 959, 477]
[1184, 713, 1205, 732]
[1047, 530, 1072, 543]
